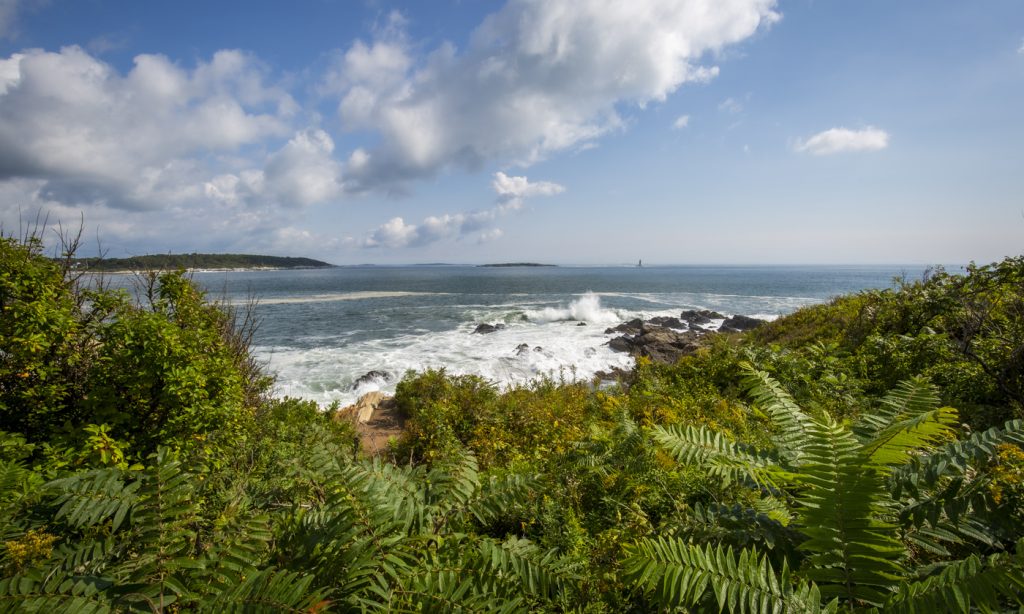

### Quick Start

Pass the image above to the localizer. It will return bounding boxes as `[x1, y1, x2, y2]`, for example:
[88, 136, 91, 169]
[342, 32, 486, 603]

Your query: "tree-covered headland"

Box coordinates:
[2, 230, 1024, 612]
[70, 253, 333, 272]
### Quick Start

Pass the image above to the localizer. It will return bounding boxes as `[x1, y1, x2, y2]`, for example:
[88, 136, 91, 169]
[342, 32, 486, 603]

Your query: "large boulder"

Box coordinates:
[336, 391, 392, 424]
[473, 323, 506, 334]
[719, 314, 765, 333]
[680, 309, 724, 326]
[649, 316, 685, 329]
[350, 370, 391, 390]
[605, 318, 644, 335]
[608, 335, 635, 353]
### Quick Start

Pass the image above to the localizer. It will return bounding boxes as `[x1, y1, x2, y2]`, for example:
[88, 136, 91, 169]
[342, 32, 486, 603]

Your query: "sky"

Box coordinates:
[0, 0, 1021, 265]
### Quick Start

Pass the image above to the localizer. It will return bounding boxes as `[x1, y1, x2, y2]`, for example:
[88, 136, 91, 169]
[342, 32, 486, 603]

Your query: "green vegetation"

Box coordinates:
[3, 230, 1024, 611]
[70, 253, 333, 272]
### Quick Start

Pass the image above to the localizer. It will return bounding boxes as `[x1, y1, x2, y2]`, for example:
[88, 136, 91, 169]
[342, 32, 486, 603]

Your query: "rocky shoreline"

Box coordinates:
[602, 309, 765, 366]
[340, 309, 768, 454]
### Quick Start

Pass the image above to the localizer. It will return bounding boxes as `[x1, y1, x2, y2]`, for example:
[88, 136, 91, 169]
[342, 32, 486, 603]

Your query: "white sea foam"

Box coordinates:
[259, 312, 636, 407]
[256, 292, 790, 408]
[524, 292, 625, 325]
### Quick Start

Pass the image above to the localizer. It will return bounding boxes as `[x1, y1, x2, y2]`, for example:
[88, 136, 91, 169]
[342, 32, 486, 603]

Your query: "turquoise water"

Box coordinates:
[182, 264, 938, 405]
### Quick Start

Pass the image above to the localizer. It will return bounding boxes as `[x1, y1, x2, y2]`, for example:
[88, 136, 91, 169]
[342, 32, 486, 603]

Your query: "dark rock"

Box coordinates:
[607, 325, 704, 364]
[351, 370, 391, 390]
[649, 316, 685, 329]
[595, 366, 631, 381]
[605, 318, 644, 334]
[576, 321, 587, 326]
[473, 323, 506, 334]
[680, 309, 724, 325]
[608, 335, 635, 353]
[515, 343, 530, 356]
[719, 314, 765, 333]
[533, 346, 543, 352]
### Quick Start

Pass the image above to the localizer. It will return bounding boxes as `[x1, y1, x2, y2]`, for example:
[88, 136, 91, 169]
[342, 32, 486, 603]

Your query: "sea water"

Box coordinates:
[179, 264, 937, 407]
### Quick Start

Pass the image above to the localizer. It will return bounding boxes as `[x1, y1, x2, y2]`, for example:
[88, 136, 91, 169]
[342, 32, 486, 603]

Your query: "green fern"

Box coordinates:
[637, 368, 1020, 611]
[200, 567, 329, 613]
[884, 543, 1024, 612]
[624, 539, 835, 613]
[48, 468, 139, 532]
[740, 362, 818, 465]
[652, 423, 794, 490]
[0, 571, 114, 613]
[796, 415, 905, 606]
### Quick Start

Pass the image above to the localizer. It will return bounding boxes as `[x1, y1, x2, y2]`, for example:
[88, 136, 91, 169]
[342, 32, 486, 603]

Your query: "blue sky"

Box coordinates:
[0, 0, 1021, 264]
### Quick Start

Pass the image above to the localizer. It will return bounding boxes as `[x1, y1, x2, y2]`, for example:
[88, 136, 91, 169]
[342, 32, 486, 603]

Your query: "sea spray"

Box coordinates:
[524, 292, 624, 325]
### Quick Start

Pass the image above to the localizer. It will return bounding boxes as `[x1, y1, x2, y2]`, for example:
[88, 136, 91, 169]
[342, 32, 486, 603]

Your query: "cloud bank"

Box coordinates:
[330, 0, 779, 191]
[794, 126, 890, 155]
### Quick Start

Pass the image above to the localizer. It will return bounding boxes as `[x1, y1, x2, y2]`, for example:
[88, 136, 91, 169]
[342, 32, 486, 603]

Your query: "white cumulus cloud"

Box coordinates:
[361, 172, 564, 248]
[492, 171, 565, 200]
[793, 126, 890, 155]
[672, 114, 690, 129]
[329, 0, 780, 191]
[0, 46, 296, 210]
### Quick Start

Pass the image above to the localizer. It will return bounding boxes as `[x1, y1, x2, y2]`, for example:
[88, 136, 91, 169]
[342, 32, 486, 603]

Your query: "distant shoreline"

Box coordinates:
[478, 262, 557, 268]
[96, 266, 332, 274]
[69, 253, 335, 273]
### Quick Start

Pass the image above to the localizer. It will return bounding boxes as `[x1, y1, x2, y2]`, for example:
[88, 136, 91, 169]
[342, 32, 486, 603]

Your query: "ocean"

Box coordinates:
[180, 264, 934, 407]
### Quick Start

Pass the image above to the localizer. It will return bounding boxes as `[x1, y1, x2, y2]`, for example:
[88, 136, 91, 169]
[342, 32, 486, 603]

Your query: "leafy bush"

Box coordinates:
[1, 233, 271, 463]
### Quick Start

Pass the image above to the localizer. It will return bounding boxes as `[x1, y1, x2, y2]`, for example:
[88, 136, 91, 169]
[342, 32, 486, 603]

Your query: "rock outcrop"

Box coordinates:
[473, 323, 506, 334]
[605, 318, 644, 335]
[336, 391, 391, 424]
[350, 370, 392, 390]
[679, 309, 724, 326]
[335, 392, 407, 456]
[719, 314, 765, 333]
[607, 324, 703, 364]
[605, 311, 765, 365]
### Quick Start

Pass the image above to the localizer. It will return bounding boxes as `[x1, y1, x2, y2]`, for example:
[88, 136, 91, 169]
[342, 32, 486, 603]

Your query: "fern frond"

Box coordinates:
[465, 473, 538, 526]
[894, 419, 1024, 491]
[856, 376, 942, 440]
[624, 539, 834, 613]
[111, 448, 201, 607]
[681, 502, 800, 552]
[740, 363, 818, 465]
[0, 571, 113, 613]
[475, 537, 574, 600]
[201, 513, 274, 594]
[384, 575, 524, 614]
[898, 472, 993, 533]
[47, 468, 139, 531]
[201, 568, 328, 613]
[862, 406, 958, 467]
[652, 424, 793, 490]
[885, 548, 1024, 613]
[797, 416, 905, 606]
[51, 536, 118, 575]
[291, 460, 414, 604]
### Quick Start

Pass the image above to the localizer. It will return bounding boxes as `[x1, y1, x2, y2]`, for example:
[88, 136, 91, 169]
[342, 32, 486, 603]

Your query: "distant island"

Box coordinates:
[478, 262, 557, 268]
[70, 253, 334, 272]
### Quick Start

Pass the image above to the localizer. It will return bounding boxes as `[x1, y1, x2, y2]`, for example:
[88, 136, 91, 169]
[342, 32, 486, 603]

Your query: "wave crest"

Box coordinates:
[524, 292, 622, 324]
